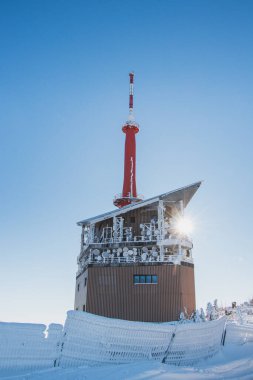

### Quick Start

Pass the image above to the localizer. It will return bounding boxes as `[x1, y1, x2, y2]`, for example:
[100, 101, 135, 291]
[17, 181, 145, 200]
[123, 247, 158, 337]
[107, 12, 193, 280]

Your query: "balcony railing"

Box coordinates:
[113, 193, 144, 201]
[81, 236, 193, 251]
[77, 252, 193, 274]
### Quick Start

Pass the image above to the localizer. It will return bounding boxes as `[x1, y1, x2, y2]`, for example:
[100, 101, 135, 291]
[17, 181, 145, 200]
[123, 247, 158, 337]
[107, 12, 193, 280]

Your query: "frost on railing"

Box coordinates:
[164, 318, 225, 365]
[2, 309, 253, 373]
[113, 192, 144, 202]
[225, 323, 253, 345]
[224, 305, 253, 345]
[58, 311, 226, 368]
[77, 250, 193, 274]
[0, 322, 63, 373]
[220, 304, 253, 346]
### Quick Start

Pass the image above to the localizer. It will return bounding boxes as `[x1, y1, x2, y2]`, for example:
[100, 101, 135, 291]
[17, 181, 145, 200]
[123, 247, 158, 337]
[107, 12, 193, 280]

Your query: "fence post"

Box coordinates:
[221, 318, 227, 346]
[161, 327, 177, 364]
[54, 331, 66, 368]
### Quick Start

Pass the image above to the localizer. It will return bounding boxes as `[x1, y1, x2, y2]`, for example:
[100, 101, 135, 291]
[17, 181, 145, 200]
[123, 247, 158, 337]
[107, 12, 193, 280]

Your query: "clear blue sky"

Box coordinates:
[1, 0, 253, 324]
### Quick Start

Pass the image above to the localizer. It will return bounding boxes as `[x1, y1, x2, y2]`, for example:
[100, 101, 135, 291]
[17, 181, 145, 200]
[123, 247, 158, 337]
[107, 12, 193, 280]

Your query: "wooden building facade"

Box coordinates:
[74, 182, 201, 322]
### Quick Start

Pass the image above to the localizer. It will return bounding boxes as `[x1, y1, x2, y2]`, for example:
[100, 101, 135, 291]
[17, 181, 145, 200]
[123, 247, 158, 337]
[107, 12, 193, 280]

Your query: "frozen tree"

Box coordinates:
[189, 310, 202, 323]
[212, 299, 219, 319]
[194, 310, 202, 323]
[236, 307, 244, 324]
[206, 301, 219, 321]
[200, 308, 206, 322]
[206, 302, 212, 320]
[179, 312, 186, 323]
[189, 311, 196, 322]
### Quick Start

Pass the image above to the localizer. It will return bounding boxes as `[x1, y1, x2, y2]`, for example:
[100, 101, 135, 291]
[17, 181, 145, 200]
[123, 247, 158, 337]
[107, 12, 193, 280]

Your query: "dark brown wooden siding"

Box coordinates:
[85, 263, 195, 322]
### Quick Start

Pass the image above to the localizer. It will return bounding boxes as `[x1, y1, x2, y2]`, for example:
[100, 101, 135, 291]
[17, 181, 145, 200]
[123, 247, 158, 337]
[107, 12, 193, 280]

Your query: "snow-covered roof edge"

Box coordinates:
[77, 181, 202, 226]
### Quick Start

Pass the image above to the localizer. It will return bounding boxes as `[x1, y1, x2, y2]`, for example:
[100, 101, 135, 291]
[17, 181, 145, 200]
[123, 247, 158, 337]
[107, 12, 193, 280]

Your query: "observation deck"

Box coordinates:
[113, 193, 143, 208]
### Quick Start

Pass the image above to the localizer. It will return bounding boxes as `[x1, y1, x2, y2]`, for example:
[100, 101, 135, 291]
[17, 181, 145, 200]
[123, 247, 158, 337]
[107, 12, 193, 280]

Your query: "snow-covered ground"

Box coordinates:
[1, 304, 253, 380]
[0, 342, 253, 379]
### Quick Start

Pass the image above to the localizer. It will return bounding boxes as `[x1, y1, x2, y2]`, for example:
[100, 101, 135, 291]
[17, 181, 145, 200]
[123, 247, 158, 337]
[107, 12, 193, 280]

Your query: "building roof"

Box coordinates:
[77, 181, 202, 226]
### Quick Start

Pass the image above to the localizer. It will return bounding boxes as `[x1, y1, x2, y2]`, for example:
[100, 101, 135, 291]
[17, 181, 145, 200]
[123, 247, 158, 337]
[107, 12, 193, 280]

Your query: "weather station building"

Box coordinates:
[74, 73, 201, 322]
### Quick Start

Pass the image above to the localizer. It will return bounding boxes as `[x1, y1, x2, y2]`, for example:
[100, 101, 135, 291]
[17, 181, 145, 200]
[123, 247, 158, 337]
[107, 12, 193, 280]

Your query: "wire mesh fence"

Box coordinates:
[58, 311, 226, 368]
[0, 322, 62, 373]
[1, 310, 253, 373]
[225, 322, 253, 345]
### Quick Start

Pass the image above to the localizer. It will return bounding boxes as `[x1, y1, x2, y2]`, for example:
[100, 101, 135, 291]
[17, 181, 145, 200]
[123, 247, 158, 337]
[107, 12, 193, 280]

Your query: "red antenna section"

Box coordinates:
[113, 73, 143, 208]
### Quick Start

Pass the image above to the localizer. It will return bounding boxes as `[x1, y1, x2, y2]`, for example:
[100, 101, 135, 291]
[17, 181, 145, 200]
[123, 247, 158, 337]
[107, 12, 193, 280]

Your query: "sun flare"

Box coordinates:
[172, 216, 194, 236]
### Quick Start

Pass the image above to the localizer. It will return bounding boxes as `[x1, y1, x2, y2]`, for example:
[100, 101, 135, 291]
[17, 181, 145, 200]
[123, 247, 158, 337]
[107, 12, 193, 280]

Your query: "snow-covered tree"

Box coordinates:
[194, 310, 202, 323]
[189, 311, 196, 322]
[236, 307, 244, 324]
[206, 302, 218, 321]
[206, 302, 213, 320]
[200, 308, 206, 322]
[179, 312, 186, 323]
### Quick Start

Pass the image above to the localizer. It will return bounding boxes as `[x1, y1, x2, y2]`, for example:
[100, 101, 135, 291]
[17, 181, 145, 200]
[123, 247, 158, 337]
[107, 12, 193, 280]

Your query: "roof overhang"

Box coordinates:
[77, 181, 202, 226]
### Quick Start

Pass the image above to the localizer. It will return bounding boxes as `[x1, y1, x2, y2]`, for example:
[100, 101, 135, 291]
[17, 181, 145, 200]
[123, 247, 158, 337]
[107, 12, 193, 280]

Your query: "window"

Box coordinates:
[130, 216, 135, 223]
[84, 278, 87, 287]
[146, 275, 152, 284]
[134, 275, 139, 284]
[83, 304, 86, 311]
[140, 275, 145, 284]
[77, 283, 80, 292]
[152, 275, 158, 284]
[133, 275, 158, 284]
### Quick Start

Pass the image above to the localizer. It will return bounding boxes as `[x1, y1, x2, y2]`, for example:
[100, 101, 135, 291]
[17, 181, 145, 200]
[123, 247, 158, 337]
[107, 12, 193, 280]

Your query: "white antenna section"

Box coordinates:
[113, 216, 124, 242]
[127, 72, 137, 124]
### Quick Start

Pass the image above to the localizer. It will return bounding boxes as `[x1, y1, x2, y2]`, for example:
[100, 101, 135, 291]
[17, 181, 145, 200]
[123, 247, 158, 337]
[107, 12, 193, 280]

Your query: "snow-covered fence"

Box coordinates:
[58, 311, 226, 368]
[245, 314, 253, 324]
[225, 322, 253, 345]
[164, 317, 226, 366]
[4, 312, 245, 372]
[0, 322, 62, 373]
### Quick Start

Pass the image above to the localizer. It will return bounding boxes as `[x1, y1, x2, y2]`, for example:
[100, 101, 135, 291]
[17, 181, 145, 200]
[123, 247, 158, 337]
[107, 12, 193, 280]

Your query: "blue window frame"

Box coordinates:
[133, 275, 158, 284]
[134, 275, 139, 284]
[140, 275, 145, 284]
[146, 275, 152, 284]
[152, 275, 158, 284]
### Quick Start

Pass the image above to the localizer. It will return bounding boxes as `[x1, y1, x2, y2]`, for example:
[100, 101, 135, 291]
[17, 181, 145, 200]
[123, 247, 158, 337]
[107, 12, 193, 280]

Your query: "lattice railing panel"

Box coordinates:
[58, 311, 226, 368]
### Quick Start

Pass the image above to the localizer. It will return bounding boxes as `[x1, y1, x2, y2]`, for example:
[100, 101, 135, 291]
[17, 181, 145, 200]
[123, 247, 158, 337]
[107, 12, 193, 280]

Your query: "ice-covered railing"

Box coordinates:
[86, 253, 192, 264]
[113, 192, 144, 201]
[82, 235, 193, 246]
[0, 322, 62, 373]
[58, 311, 226, 368]
[224, 305, 253, 345]
[1, 308, 253, 374]
[225, 322, 253, 345]
[77, 251, 193, 274]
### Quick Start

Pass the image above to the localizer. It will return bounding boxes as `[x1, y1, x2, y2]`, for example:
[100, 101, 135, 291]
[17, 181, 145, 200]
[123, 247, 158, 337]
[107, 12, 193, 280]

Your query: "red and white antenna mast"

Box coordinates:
[113, 73, 143, 208]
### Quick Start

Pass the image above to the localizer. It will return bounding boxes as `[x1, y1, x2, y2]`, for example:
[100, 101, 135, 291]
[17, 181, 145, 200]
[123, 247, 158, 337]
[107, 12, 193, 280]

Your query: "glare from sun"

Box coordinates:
[174, 216, 193, 236]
